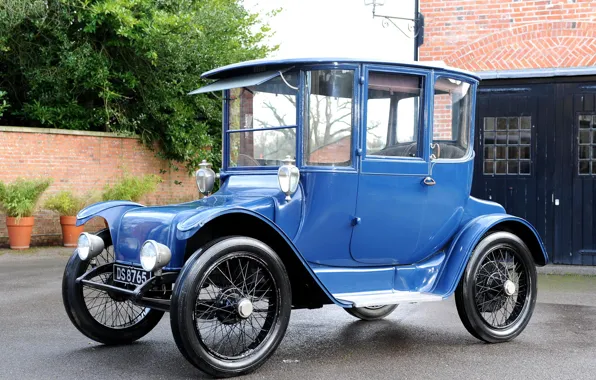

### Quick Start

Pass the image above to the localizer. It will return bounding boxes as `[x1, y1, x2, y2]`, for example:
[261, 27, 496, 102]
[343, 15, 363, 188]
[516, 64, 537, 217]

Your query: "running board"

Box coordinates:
[334, 291, 443, 307]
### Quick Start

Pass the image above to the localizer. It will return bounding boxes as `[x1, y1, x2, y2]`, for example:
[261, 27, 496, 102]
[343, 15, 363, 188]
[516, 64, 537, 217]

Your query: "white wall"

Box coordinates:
[244, 0, 416, 61]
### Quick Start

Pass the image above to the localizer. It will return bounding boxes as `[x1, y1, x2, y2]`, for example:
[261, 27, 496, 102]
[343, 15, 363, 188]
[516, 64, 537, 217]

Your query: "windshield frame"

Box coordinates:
[222, 63, 360, 172]
[223, 71, 301, 171]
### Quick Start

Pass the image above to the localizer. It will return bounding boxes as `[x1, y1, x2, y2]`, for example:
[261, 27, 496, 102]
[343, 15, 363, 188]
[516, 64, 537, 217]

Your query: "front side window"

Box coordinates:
[432, 77, 472, 159]
[227, 72, 298, 167]
[366, 72, 424, 157]
[304, 69, 354, 166]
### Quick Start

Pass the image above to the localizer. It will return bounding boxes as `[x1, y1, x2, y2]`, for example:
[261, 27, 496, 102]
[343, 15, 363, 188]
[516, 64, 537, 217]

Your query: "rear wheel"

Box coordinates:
[345, 305, 398, 321]
[170, 236, 292, 378]
[455, 231, 537, 343]
[62, 229, 164, 345]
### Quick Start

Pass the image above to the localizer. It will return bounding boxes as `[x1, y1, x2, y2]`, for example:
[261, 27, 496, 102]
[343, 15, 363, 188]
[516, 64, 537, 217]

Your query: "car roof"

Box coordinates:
[201, 57, 480, 81]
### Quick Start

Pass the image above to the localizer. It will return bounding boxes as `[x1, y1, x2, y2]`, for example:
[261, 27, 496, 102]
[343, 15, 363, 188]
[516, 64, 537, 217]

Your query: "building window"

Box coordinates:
[578, 114, 596, 175]
[483, 116, 531, 175]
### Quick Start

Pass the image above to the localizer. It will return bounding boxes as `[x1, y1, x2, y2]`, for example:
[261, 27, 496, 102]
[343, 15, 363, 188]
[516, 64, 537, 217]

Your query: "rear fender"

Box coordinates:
[432, 214, 548, 297]
[76, 201, 144, 245]
[176, 208, 348, 307]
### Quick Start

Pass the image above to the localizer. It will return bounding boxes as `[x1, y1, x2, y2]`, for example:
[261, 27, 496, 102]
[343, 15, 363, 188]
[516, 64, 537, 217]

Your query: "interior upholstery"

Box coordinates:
[372, 142, 465, 159]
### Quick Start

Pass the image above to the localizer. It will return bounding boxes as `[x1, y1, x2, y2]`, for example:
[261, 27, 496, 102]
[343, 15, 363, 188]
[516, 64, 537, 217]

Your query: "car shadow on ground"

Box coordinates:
[59, 313, 483, 379]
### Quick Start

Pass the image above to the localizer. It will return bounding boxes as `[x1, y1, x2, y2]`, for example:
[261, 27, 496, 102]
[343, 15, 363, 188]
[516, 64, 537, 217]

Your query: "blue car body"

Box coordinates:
[76, 58, 548, 309]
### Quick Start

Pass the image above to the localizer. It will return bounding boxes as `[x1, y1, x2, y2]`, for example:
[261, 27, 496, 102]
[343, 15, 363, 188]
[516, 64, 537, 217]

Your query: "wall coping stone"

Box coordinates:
[0, 126, 139, 139]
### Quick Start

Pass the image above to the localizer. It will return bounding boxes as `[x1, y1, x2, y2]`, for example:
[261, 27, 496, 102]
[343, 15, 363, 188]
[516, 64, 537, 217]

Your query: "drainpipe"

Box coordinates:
[414, 0, 419, 61]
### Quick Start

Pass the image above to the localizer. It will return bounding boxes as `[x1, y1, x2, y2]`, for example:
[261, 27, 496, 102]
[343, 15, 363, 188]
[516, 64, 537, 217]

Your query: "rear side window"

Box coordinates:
[432, 77, 472, 160]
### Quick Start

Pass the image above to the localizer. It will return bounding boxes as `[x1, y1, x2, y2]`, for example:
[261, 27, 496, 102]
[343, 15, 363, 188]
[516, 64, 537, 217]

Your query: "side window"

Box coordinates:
[366, 72, 424, 158]
[304, 69, 354, 166]
[432, 77, 472, 160]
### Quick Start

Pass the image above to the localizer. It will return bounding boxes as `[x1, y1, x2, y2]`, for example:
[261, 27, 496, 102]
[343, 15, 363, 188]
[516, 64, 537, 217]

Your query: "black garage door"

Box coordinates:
[473, 77, 596, 265]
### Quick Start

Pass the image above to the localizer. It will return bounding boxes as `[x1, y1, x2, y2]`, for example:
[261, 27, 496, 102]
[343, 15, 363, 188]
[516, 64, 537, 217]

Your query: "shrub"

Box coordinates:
[44, 191, 88, 216]
[0, 178, 52, 218]
[0, 0, 277, 173]
[102, 174, 161, 203]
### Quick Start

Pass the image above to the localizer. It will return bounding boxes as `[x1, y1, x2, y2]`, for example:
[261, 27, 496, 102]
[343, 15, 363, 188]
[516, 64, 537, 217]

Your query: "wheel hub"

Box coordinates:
[237, 298, 253, 318]
[504, 279, 516, 296]
[105, 274, 128, 301]
[215, 289, 243, 324]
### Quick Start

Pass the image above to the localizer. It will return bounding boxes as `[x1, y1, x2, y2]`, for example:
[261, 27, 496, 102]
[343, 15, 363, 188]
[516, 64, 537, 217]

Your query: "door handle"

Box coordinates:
[422, 176, 436, 186]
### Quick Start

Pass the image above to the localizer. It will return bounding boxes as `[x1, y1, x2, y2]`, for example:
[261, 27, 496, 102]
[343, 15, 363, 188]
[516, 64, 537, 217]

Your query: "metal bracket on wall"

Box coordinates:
[364, 0, 425, 57]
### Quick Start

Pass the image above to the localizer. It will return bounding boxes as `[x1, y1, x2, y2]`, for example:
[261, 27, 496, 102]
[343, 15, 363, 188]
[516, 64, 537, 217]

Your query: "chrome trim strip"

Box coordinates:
[335, 290, 443, 307]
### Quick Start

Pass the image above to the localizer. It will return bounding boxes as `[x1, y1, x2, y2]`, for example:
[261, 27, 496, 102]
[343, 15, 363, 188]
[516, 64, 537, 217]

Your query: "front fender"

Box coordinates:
[175, 208, 348, 307]
[176, 202, 275, 241]
[76, 201, 144, 245]
[432, 214, 548, 297]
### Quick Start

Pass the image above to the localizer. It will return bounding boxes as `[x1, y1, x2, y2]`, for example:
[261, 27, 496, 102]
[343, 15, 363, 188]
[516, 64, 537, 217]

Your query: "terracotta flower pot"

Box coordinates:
[60, 216, 84, 247]
[6, 217, 35, 250]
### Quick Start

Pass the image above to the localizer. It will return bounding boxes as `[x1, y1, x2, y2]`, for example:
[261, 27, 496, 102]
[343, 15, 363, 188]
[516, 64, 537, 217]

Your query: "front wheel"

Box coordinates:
[170, 237, 292, 378]
[62, 230, 164, 345]
[455, 231, 537, 343]
[345, 305, 398, 321]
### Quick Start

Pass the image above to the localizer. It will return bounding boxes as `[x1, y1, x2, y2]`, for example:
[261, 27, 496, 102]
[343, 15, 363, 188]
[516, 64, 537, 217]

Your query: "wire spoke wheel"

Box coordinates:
[455, 231, 537, 343]
[170, 237, 291, 378]
[193, 254, 279, 359]
[62, 229, 164, 345]
[81, 246, 150, 329]
[473, 246, 528, 329]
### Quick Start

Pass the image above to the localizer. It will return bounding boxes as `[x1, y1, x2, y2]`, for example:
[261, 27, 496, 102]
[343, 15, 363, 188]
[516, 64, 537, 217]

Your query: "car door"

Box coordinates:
[350, 66, 431, 265]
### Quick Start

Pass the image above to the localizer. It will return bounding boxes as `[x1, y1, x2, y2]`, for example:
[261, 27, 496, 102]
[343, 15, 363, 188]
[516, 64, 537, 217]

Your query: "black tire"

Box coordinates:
[345, 305, 398, 321]
[455, 231, 537, 343]
[170, 236, 292, 378]
[62, 230, 164, 345]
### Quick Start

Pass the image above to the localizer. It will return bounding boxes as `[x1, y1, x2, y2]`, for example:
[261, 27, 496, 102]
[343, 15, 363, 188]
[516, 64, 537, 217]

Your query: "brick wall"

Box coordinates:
[308, 135, 351, 163]
[420, 0, 596, 71]
[0, 127, 198, 247]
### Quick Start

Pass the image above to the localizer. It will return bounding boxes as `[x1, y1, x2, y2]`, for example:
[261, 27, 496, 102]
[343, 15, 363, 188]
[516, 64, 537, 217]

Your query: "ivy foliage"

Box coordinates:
[0, 0, 276, 172]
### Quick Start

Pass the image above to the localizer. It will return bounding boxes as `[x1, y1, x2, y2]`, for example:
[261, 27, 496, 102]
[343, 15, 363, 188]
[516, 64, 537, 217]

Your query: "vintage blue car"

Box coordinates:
[62, 58, 548, 378]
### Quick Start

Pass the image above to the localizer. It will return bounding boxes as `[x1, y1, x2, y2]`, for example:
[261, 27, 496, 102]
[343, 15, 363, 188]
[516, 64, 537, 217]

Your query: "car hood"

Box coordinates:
[114, 194, 276, 268]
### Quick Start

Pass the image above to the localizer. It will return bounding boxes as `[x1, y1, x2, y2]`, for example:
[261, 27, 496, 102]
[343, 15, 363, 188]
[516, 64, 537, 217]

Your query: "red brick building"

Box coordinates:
[420, 0, 596, 70]
[421, 0, 596, 265]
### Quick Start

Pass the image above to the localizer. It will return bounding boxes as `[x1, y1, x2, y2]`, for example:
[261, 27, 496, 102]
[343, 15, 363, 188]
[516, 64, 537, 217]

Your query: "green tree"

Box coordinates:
[0, 0, 276, 172]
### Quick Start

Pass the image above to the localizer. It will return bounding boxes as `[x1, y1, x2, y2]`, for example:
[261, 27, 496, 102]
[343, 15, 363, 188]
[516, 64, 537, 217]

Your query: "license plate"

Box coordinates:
[113, 264, 152, 286]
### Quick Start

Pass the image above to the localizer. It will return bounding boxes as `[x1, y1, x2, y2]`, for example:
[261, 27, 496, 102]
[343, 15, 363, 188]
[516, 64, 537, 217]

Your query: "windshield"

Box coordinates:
[227, 72, 298, 167]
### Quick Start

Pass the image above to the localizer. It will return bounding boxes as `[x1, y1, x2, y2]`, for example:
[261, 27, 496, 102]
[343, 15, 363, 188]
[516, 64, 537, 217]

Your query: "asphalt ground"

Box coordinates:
[1, 249, 596, 380]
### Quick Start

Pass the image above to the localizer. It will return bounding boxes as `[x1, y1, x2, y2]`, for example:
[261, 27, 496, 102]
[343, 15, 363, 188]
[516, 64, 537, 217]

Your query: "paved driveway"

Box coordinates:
[1, 251, 596, 379]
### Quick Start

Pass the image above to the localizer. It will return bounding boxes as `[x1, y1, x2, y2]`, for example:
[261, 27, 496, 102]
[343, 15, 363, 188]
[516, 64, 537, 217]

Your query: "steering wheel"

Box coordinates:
[236, 154, 261, 166]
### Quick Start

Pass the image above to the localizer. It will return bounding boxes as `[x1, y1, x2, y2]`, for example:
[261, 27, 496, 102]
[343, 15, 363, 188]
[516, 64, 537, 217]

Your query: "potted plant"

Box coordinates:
[44, 191, 88, 247]
[0, 178, 51, 249]
[101, 174, 161, 202]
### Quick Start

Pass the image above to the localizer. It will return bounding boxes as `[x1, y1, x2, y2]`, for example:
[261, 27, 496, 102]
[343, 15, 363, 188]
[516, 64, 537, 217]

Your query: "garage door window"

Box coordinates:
[578, 114, 596, 175]
[483, 116, 532, 175]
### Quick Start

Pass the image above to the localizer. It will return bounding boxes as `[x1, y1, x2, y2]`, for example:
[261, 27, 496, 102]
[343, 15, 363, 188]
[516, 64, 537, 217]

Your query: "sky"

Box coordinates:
[243, 0, 416, 61]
